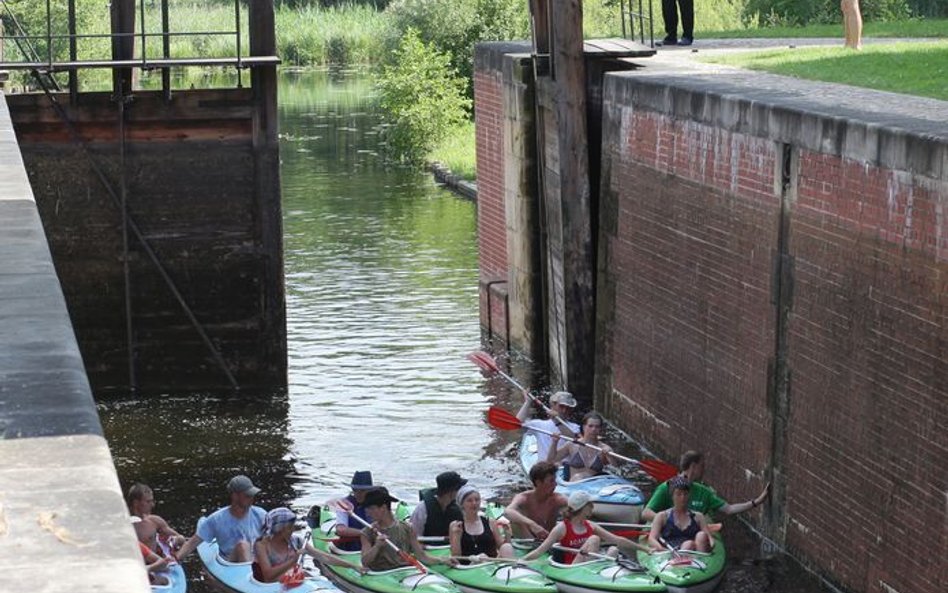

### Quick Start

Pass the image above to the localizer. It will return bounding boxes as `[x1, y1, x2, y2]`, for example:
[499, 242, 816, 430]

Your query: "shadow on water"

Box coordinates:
[99, 69, 832, 593]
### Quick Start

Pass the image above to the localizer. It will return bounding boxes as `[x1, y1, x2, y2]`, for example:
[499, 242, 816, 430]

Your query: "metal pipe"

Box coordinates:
[117, 91, 137, 391]
[234, 0, 242, 87]
[45, 0, 52, 68]
[68, 0, 77, 103]
[161, 0, 170, 100]
[140, 0, 147, 69]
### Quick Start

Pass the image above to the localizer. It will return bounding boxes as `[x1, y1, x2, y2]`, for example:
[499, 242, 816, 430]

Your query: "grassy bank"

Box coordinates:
[700, 18, 948, 38]
[704, 41, 948, 100]
[429, 122, 476, 182]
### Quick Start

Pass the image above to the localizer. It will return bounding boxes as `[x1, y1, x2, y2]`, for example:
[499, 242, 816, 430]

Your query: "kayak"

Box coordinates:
[150, 560, 186, 593]
[198, 538, 341, 593]
[424, 545, 557, 593]
[635, 536, 725, 593]
[310, 506, 461, 593]
[519, 433, 645, 523]
[509, 542, 664, 593]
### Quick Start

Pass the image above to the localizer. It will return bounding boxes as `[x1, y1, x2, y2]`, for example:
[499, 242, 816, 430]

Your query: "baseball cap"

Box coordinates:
[567, 491, 593, 511]
[227, 475, 261, 497]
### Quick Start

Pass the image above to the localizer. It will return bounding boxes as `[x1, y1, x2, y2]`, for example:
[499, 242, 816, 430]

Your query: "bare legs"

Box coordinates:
[842, 0, 863, 49]
[228, 540, 254, 562]
[679, 532, 712, 553]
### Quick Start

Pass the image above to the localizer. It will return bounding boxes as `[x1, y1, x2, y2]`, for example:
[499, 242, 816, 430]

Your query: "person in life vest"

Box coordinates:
[328, 470, 376, 551]
[521, 492, 649, 564]
[360, 487, 458, 571]
[448, 484, 515, 562]
[409, 471, 467, 537]
[647, 476, 716, 553]
[547, 412, 616, 482]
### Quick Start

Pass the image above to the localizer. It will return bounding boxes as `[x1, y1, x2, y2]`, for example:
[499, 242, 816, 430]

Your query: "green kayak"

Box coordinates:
[310, 507, 461, 593]
[514, 544, 665, 593]
[635, 536, 725, 593]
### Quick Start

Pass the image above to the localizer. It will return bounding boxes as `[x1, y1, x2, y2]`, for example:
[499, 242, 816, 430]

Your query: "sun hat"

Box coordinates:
[436, 471, 468, 493]
[362, 487, 398, 508]
[549, 391, 577, 408]
[227, 475, 261, 497]
[350, 470, 374, 491]
[263, 507, 298, 536]
[669, 475, 692, 491]
[456, 484, 479, 507]
[567, 491, 593, 511]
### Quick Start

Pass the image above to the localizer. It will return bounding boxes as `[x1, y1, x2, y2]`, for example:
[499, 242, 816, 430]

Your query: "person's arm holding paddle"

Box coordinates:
[520, 523, 566, 561]
[590, 522, 651, 555]
[408, 528, 459, 567]
[647, 511, 667, 553]
[546, 434, 571, 464]
[254, 539, 302, 583]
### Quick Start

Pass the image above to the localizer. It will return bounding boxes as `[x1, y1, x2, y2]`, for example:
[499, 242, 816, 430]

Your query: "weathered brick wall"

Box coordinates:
[785, 150, 947, 593]
[594, 68, 947, 593]
[474, 57, 509, 344]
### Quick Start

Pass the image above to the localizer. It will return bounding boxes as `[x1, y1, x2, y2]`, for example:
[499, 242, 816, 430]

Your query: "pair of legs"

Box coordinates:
[661, 0, 694, 43]
[842, 0, 862, 49]
[677, 531, 712, 553]
[228, 540, 254, 562]
[573, 535, 618, 562]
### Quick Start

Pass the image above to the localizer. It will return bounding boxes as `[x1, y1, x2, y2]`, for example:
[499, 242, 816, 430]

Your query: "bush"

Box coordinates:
[377, 28, 471, 164]
[743, 0, 912, 25]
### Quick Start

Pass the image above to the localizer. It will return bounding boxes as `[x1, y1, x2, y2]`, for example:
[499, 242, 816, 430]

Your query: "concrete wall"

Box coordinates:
[0, 92, 149, 592]
[7, 88, 286, 393]
[595, 65, 947, 593]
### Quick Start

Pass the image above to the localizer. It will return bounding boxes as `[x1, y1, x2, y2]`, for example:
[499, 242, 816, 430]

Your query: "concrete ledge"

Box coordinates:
[0, 435, 150, 592]
[475, 41, 531, 73]
[604, 59, 948, 179]
[429, 162, 477, 201]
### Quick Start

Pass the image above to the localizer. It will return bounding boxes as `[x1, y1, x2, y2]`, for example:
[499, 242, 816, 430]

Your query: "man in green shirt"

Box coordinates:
[641, 451, 770, 521]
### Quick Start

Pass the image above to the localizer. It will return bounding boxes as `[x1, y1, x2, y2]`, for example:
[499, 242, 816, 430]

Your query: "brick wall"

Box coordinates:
[474, 60, 509, 344]
[594, 69, 947, 593]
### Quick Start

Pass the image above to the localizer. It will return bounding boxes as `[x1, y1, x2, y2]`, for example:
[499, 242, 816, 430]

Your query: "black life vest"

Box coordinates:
[419, 488, 462, 537]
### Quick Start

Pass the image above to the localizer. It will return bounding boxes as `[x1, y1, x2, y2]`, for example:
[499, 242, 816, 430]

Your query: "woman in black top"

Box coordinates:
[449, 485, 515, 561]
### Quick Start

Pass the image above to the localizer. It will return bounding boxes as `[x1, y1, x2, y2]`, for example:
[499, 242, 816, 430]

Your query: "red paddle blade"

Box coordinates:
[399, 550, 428, 574]
[639, 459, 679, 483]
[467, 351, 501, 374]
[487, 406, 524, 431]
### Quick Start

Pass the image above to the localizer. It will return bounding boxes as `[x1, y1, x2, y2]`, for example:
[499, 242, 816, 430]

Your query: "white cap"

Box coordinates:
[567, 491, 593, 511]
[550, 391, 577, 408]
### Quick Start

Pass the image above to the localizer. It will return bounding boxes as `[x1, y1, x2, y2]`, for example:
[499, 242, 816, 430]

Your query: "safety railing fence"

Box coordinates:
[0, 0, 276, 93]
[619, 0, 655, 48]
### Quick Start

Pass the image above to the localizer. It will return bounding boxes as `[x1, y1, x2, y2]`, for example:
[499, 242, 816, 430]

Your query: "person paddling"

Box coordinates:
[517, 391, 580, 461]
[547, 412, 615, 482]
[503, 462, 568, 540]
[410, 471, 467, 538]
[360, 487, 458, 571]
[448, 485, 514, 562]
[329, 470, 376, 551]
[641, 451, 770, 522]
[647, 477, 715, 553]
[521, 492, 649, 563]
[253, 507, 364, 583]
[176, 475, 266, 562]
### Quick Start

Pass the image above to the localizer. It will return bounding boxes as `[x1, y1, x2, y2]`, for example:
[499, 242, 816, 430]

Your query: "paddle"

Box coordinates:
[326, 500, 428, 574]
[467, 351, 578, 437]
[487, 407, 678, 483]
[551, 545, 643, 570]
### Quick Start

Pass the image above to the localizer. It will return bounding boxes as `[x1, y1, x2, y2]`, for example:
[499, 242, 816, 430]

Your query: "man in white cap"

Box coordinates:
[175, 474, 267, 562]
[516, 390, 581, 461]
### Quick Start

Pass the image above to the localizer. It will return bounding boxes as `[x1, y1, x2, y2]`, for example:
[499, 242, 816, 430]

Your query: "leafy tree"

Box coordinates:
[377, 28, 470, 164]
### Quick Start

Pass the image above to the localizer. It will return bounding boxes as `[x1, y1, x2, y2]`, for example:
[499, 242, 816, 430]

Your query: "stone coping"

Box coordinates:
[604, 56, 948, 179]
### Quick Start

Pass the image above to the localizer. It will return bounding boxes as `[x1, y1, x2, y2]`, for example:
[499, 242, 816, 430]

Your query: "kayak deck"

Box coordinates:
[635, 535, 726, 593]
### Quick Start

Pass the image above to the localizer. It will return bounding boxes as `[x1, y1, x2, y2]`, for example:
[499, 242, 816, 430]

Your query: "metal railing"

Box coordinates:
[0, 0, 278, 73]
[619, 0, 655, 48]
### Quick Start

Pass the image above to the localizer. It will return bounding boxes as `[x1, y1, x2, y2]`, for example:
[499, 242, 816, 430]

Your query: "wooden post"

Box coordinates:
[540, 0, 596, 401]
[249, 0, 288, 386]
[110, 0, 135, 95]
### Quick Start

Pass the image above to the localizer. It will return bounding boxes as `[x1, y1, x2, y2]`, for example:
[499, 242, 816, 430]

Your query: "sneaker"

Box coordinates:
[678, 37, 693, 46]
[660, 35, 677, 46]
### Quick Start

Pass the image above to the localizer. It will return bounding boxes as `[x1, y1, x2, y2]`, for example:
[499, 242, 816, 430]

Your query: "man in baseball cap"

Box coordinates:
[409, 471, 467, 537]
[175, 474, 266, 562]
[516, 390, 581, 461]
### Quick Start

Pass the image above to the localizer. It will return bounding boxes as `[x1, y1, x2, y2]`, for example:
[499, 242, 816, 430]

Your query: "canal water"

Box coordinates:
[98, 70, 831, 593]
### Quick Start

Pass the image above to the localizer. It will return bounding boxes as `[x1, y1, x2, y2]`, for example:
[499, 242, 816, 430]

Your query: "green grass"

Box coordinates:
[700, 18, 948, 38]
[429, 121, 476, 182]
[704, 41, 948, 100]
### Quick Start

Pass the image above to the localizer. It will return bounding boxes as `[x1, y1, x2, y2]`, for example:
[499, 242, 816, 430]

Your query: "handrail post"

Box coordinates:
[161, 0, 170, 100]
[139, 0, 147, 70]
[68, 0, 78, 103]
[235, 0, 242, 88]
[45, 0, 52, 69]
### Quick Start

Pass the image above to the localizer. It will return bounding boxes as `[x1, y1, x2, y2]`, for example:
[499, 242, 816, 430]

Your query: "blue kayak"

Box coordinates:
[519, 433, 645, 523]
[150, 560, 186, 593]
[197, 520, 340, 593]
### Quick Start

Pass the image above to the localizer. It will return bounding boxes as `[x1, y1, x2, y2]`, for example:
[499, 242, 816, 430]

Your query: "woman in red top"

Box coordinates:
[521, 492, 648, 563]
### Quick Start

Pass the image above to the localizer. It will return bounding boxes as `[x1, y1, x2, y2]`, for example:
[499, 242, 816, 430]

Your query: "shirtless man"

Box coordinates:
[503, 462, 568, 540]
[127, 483, 186, 553]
